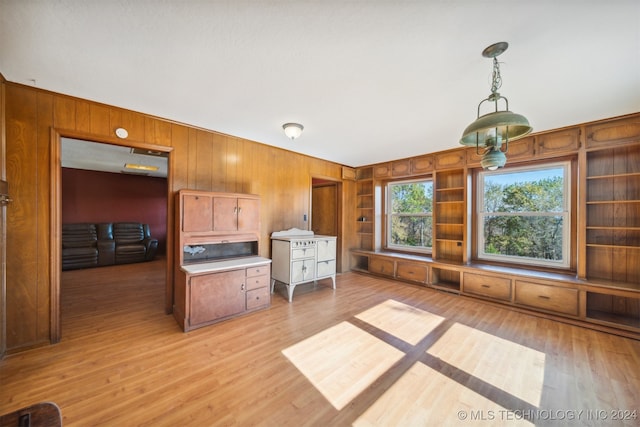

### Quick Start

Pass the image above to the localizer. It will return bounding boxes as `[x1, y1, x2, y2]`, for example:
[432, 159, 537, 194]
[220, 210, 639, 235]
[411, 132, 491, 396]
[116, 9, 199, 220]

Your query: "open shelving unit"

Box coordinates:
[585, 145, 640, 284]
[356, 167, 374, 251]
[434, 169, 466, 262]
[585, 144, 640, 329]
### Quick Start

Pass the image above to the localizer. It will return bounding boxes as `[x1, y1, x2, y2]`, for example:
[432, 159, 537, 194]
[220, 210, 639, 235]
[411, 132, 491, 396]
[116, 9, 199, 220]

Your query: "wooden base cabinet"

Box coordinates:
[174, 258, 271, 332]
[351, 249, 639, 339]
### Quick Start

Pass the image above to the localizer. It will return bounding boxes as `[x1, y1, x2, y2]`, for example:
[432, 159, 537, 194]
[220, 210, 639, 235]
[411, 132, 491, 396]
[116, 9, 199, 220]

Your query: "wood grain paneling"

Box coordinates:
[2, 81, 344, 352]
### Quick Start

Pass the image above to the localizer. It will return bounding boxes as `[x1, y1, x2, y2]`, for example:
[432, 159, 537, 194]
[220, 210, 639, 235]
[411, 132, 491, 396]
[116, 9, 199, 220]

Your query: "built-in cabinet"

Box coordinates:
[350, 113, 640, 339]
[174, 189, 271, 332]
[434, 169, 466, 263]
[355, 167, 374, 250]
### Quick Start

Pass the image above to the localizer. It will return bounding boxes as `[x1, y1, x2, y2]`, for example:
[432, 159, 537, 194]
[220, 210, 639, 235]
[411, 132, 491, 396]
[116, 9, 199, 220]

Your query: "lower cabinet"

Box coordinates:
[351, 249, 639, 338]
[369, 257, 395, 277]
[190, 270, 246, 327]
[396, 262, 428, 284]
[463, 272, 511, 302]
[175, 260, 271, 332]
[514, 280, 579, 316]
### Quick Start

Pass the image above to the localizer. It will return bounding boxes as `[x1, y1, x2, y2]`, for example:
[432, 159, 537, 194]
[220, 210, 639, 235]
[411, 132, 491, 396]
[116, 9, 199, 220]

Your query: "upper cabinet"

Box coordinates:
[178, 190, 260, 235]
[213, 196, 260, 232]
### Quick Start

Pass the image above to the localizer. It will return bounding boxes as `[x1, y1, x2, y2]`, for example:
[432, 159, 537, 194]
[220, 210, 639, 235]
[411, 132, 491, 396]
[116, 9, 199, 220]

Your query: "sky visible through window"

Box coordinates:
[484, 168, 564, 187]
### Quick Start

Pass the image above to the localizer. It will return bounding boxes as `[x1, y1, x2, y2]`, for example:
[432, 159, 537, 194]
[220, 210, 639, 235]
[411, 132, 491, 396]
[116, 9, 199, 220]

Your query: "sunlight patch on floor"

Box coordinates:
[282, 321, 404, 410]
[354, 361, 533, 427]
[355, 299, 445, 345]
[427, 322, 546, 407]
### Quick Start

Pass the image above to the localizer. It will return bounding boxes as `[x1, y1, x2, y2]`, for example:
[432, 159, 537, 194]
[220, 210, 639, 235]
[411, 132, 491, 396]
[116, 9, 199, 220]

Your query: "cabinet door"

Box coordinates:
[189, 270, 245, 326]
[238, 198, 260, 231]
[213, 197, 238, 231]
[291, 259, 315, 284]
[182, 194, 213, 232]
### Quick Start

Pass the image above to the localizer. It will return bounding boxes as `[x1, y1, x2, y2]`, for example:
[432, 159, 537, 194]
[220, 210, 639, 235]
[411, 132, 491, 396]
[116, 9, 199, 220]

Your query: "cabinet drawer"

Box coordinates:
[316, 239, 336, 262]
[463, 273, 511, 301]
[246, 265, 269, 278]
[246, 287, 270, 310]
[292, 247, 315, 259]
[246, 273, 270, 291]
[515, 281, 578, 316]
[369, 257, 394, 277]
[316, 260, 336, 278]
[396, 262, 428, 283]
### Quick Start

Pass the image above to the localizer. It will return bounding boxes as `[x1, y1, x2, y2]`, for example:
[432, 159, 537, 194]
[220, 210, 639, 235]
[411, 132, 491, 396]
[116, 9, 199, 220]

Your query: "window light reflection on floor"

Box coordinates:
[282, 299, 546, 422]
[282, 321, 404, 410]
[427, 323, 545, 407]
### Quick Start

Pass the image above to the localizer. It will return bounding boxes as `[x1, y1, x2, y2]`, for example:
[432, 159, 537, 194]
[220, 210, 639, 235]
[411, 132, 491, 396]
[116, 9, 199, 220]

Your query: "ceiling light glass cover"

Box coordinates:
[283, 123, 304, 140]
[460, 42, 532, 169]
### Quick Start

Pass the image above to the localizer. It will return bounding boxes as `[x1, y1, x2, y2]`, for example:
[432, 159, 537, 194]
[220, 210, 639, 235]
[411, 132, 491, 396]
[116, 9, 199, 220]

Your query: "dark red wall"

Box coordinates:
[62, 168, 168, 254]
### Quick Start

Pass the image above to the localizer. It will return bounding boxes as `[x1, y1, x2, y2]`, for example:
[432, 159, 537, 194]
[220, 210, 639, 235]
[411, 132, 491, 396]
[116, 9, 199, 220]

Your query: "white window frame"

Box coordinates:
[386, 178, 433, 254]
[477, 161, 571, 268]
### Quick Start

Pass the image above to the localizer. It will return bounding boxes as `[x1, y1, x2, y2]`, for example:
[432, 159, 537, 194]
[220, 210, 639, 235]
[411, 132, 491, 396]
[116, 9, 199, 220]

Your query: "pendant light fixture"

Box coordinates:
[282, 122, 304, 140]
[460, 42, 532, 170]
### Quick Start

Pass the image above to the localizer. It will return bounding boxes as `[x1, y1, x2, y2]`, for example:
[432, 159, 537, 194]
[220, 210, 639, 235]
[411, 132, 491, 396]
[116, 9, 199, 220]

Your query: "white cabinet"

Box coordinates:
[270, 229, 337, 302]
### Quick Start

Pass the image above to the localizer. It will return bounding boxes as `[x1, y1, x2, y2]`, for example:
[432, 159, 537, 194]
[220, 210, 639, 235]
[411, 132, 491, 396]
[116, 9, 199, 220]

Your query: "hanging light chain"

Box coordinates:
[490, 57, 503, 94]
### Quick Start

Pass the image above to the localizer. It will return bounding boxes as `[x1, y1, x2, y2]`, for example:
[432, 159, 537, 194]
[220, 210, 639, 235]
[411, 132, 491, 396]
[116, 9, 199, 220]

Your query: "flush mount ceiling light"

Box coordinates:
[282, 123, 304, 140]
[460, 42, 532, 170]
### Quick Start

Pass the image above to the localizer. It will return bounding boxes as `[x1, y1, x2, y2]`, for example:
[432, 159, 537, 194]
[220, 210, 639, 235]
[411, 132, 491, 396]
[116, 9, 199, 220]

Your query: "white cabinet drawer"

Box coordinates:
[316, 239, 336, 262]
[316, 260, 336, 278]
[291, 247, 315, 260]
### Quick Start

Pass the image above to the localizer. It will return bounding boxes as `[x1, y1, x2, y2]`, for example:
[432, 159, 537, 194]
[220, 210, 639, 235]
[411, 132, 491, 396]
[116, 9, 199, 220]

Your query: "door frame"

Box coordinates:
[310, 175, 342, 273]
[50, 129, 174, 342]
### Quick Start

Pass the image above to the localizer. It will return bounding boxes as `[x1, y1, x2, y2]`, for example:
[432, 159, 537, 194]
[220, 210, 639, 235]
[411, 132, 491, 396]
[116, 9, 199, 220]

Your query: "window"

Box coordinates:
[387, 179, 433, 252]
[477, 162, 570, 268]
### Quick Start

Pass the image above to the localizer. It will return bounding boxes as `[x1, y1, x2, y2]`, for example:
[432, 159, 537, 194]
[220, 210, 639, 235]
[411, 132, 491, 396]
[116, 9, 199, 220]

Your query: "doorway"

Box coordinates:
[51, 132, 172, 342]
[311, 177, 342, 272]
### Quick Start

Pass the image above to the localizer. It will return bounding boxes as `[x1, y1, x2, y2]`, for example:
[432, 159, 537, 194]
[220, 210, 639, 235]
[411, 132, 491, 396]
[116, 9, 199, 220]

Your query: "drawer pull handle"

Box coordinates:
[481, 284, 490, 288]
[538, 295, 550, 300]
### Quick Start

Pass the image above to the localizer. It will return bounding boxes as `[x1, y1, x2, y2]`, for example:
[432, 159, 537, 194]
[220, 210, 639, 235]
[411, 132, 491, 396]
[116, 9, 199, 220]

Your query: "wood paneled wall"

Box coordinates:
[3, 81, 356, 353]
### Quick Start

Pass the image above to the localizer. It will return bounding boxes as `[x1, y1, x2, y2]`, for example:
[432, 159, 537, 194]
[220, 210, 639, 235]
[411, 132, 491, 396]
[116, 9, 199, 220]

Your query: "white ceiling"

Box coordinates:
[1, 1, 639, 168]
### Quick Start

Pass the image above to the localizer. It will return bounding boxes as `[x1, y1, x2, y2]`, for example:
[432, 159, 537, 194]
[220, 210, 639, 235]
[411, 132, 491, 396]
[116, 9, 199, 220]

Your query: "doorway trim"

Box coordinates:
[50, 129, 174, 343]
[310, 175, 343, 273]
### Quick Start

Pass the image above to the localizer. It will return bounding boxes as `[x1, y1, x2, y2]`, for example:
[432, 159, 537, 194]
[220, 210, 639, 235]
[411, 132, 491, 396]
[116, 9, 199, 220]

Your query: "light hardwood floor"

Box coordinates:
[1, 259, 639, 426]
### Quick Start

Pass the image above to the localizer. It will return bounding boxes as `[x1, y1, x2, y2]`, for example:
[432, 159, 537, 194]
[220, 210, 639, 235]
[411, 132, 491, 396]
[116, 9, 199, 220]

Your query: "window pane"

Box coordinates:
[391, 215, 433, 248]
[388, 180, 433, 252]
[391, 183, 433, 213]
[483, 168, 565, 213]
[483, 215, 564, 261]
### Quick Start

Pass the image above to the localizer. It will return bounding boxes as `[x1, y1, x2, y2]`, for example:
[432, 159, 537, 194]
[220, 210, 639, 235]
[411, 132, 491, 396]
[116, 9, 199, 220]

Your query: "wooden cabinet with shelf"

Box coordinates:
[586, 291, 640, 330]
[174, 189, 270, 332]
[434, 169, 466, 262]
[585, 144, 640, 284]
[356, 167, 374, 250]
